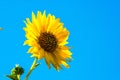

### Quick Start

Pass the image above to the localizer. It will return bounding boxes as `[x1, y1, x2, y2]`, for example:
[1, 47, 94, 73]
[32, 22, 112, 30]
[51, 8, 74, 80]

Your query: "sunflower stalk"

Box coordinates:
[17, 74, 20, 80]
[24, 58, 40, 80]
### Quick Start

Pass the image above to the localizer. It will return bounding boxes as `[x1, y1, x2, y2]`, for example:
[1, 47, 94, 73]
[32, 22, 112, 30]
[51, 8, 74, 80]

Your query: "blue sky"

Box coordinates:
[0, 0, 120, 80]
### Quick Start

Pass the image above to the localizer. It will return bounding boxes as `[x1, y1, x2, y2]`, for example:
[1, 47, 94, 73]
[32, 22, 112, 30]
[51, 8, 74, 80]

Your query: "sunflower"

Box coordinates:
[23, 11, 72, 70]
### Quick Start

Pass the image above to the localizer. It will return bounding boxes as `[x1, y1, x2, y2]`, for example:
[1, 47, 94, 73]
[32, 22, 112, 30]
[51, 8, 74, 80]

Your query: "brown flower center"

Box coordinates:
[38, 32, 57, 53]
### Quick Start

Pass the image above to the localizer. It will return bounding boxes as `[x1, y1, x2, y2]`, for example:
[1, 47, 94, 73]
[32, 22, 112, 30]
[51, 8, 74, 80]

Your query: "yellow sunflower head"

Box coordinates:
[23, 11, 72, 70]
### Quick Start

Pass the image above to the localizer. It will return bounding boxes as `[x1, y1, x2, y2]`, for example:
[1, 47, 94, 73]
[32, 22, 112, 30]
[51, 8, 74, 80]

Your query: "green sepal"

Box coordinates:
[6, 74, 18, 80]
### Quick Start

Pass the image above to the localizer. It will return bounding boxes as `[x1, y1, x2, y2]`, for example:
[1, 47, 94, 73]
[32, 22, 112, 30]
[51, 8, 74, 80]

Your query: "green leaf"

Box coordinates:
[6, 74, 18, 80]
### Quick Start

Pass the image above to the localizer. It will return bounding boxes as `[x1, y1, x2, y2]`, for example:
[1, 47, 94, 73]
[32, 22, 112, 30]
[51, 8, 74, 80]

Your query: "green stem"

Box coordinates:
[24, 58, 38, 80]
[17, 75, 20, 80]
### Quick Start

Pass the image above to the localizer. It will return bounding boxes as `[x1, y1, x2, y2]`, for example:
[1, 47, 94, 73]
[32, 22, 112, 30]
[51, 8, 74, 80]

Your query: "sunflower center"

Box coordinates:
[38, 32, 57, 53]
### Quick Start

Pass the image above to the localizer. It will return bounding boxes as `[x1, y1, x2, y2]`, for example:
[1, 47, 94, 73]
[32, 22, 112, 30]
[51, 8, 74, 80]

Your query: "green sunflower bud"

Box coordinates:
[12, 64, 24, 75]
[6, 64, 24, 80]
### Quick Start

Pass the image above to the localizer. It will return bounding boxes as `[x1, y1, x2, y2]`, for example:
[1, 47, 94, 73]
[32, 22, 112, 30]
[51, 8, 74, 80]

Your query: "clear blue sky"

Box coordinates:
[0, 0, 120, 80]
